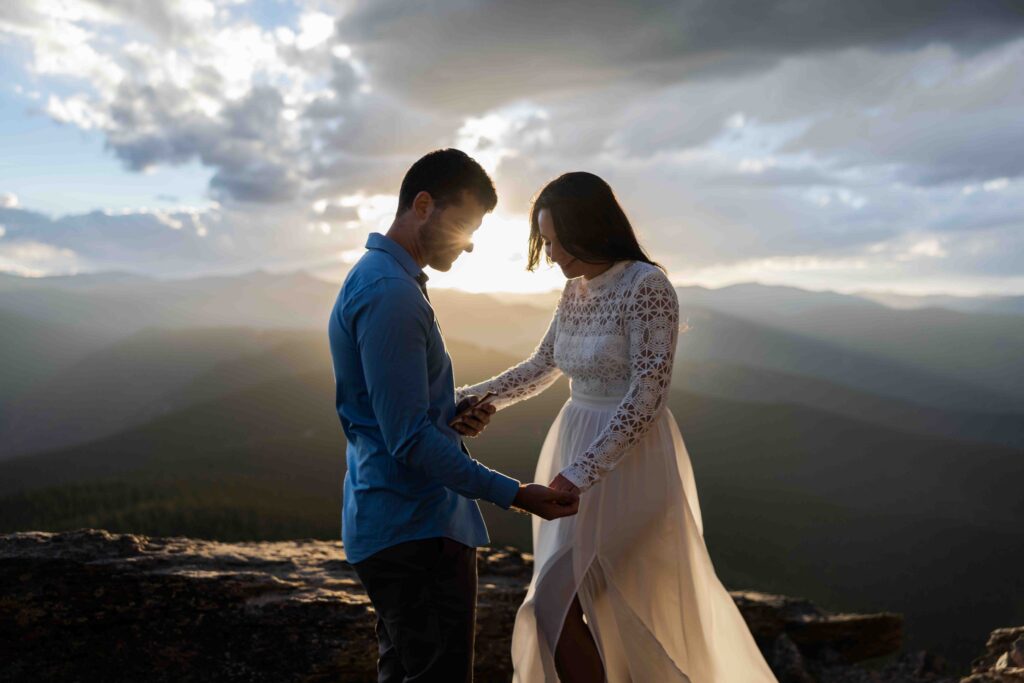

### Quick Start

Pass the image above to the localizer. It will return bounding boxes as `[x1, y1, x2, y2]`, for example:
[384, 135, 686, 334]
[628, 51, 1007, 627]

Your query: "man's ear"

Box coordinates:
[412, 191, 434, 221]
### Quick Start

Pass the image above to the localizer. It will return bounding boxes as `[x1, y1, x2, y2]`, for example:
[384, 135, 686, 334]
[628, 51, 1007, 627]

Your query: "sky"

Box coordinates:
[1, 0, 1023, 295]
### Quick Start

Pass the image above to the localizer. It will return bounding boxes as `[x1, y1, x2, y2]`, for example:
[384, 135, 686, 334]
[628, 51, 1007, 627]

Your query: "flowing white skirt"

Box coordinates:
[510, 391, 779, 682]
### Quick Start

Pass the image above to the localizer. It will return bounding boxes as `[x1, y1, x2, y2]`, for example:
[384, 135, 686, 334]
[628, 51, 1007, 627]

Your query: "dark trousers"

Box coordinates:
[353, 537, 478, 683]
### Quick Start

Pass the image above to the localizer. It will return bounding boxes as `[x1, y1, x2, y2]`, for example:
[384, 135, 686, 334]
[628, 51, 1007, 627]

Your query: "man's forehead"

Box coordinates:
[447, 193, 487, 223]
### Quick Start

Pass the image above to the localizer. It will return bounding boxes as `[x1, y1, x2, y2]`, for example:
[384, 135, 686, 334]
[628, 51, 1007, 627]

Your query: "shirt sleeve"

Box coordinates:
[348, 277, 520, 508]
[455, 286, 565, 411]
[559, 268, 679, 491]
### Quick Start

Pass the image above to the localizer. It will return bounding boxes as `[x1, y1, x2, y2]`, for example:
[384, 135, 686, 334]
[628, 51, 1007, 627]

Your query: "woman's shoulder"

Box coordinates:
[626, 259, 658, 275]
[621, 262, 677, 320]
[624, 260, 672, 290]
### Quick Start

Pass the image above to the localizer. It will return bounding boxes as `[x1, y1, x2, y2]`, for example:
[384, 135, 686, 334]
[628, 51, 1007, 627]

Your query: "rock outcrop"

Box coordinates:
[0, 529, 1014, 682]
[962, 626, 1024, 682]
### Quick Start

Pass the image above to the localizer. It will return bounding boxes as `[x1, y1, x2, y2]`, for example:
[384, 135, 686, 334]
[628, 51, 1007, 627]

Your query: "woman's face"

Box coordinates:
[538, 208, 583, 278]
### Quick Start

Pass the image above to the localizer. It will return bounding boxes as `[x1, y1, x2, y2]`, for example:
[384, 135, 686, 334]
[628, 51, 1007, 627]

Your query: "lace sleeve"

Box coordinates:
[560, 268, 679, 491]
[455, 292, 565, 411]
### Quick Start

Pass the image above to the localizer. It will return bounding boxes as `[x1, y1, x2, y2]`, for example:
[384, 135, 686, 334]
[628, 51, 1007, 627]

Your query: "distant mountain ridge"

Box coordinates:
[679, 359, 1024, 449]
[4, 317, 1022, 462]
[855, 289, 1024, 315]
[674, 305, 1024, 413]
[4, 270, 1023, 410]
[0, 327, 319, 458]
[672, 287, 1024, 408]
[3, 269, 1023, 462]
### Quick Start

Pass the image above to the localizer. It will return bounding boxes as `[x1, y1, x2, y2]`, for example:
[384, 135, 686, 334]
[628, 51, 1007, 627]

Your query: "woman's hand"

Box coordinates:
[548, 473, 580, 495]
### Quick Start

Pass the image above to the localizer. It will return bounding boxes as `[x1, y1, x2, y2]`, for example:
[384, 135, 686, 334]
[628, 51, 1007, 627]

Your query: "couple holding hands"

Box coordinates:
[328, 149, 778, 682]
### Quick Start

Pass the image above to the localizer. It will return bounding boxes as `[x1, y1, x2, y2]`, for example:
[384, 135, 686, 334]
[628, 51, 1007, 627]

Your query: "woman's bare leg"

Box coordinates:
[555, 594, 605, 682]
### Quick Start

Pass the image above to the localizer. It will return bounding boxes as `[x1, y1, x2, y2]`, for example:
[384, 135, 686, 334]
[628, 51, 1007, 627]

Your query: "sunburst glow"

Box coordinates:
[428, 211, 566, 294]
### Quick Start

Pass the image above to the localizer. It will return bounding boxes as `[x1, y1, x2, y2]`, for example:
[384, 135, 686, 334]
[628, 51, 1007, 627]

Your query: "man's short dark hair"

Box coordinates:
[396, 148, 498, 217]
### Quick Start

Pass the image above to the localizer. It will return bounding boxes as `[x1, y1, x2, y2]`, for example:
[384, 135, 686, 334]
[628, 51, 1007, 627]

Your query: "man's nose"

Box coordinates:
[463, 242, 474, 253]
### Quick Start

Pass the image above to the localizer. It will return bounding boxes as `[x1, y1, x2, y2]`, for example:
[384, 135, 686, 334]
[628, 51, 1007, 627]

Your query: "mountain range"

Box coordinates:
[0, 268, 1021, 667]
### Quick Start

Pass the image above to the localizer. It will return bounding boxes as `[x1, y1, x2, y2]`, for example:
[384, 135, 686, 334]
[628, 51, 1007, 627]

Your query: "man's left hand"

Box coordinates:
[451, 395, 497, 437]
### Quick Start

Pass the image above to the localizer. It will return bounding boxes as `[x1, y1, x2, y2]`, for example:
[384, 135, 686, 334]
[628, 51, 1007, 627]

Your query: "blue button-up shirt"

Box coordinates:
[328, 232, 520, 564]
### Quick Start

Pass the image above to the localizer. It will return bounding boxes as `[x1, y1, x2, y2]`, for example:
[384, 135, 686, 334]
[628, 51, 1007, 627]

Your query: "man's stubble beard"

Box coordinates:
[419, 208, 458, 271]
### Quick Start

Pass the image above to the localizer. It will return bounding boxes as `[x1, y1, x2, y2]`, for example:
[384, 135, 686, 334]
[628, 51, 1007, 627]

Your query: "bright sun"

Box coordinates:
[320, 195, 566, 295]
[427, 211, 566, 294]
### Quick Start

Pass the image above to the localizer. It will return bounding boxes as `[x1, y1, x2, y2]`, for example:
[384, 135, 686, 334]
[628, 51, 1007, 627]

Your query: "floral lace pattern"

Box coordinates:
[457, 261, 680, 492]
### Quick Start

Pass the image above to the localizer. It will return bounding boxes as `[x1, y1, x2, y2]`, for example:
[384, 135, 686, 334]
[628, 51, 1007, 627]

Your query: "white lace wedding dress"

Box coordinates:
[457, 260, 778, 682]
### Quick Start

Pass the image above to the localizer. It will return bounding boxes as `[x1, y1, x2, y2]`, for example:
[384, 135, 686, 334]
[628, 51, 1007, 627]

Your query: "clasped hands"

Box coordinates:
[450, 393, 498, 438]
[452, 394, 581, 520]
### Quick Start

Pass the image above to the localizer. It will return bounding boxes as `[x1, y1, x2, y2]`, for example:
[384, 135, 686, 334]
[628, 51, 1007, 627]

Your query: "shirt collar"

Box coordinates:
[365, 232, 427, 284]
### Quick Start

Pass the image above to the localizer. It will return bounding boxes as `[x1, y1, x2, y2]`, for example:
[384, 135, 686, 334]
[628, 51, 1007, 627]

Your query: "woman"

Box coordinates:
[456, 172, 779, 682]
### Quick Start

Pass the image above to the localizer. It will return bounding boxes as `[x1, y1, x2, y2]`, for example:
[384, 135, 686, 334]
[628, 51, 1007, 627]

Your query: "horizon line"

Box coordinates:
[3, 266, 1023, 300]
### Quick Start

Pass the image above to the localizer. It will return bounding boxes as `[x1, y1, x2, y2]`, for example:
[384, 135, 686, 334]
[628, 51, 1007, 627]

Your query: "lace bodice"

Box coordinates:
[457, 260, 680, 492]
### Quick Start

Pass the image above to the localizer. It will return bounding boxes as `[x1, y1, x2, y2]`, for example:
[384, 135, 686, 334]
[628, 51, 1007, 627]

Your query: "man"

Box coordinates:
[328, 148, 579, 682]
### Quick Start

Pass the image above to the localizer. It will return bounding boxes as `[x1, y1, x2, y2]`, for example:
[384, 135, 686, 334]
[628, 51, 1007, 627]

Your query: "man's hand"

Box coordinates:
[548, 473, 580, 495]
[450, 394, 497, 438]
[512, 483, 580, 520]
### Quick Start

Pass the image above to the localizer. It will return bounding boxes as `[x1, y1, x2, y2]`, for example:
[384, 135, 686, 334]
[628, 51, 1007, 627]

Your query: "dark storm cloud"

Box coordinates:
[336, 0, 1024, 111]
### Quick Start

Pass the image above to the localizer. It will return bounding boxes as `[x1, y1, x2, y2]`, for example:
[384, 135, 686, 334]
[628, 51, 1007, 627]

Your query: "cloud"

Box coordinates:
[2, 0, 377, 205]
[1, 0, 1023, 293]
[209, 162, 302, 203]
[0, 202, 367, 277]
[313, 202, 359, 224]
[88, 0, 216, 45]
[0, 239, 81, 277]
[781, 40, 1024, 186]
[336, 0, 1024, 111]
